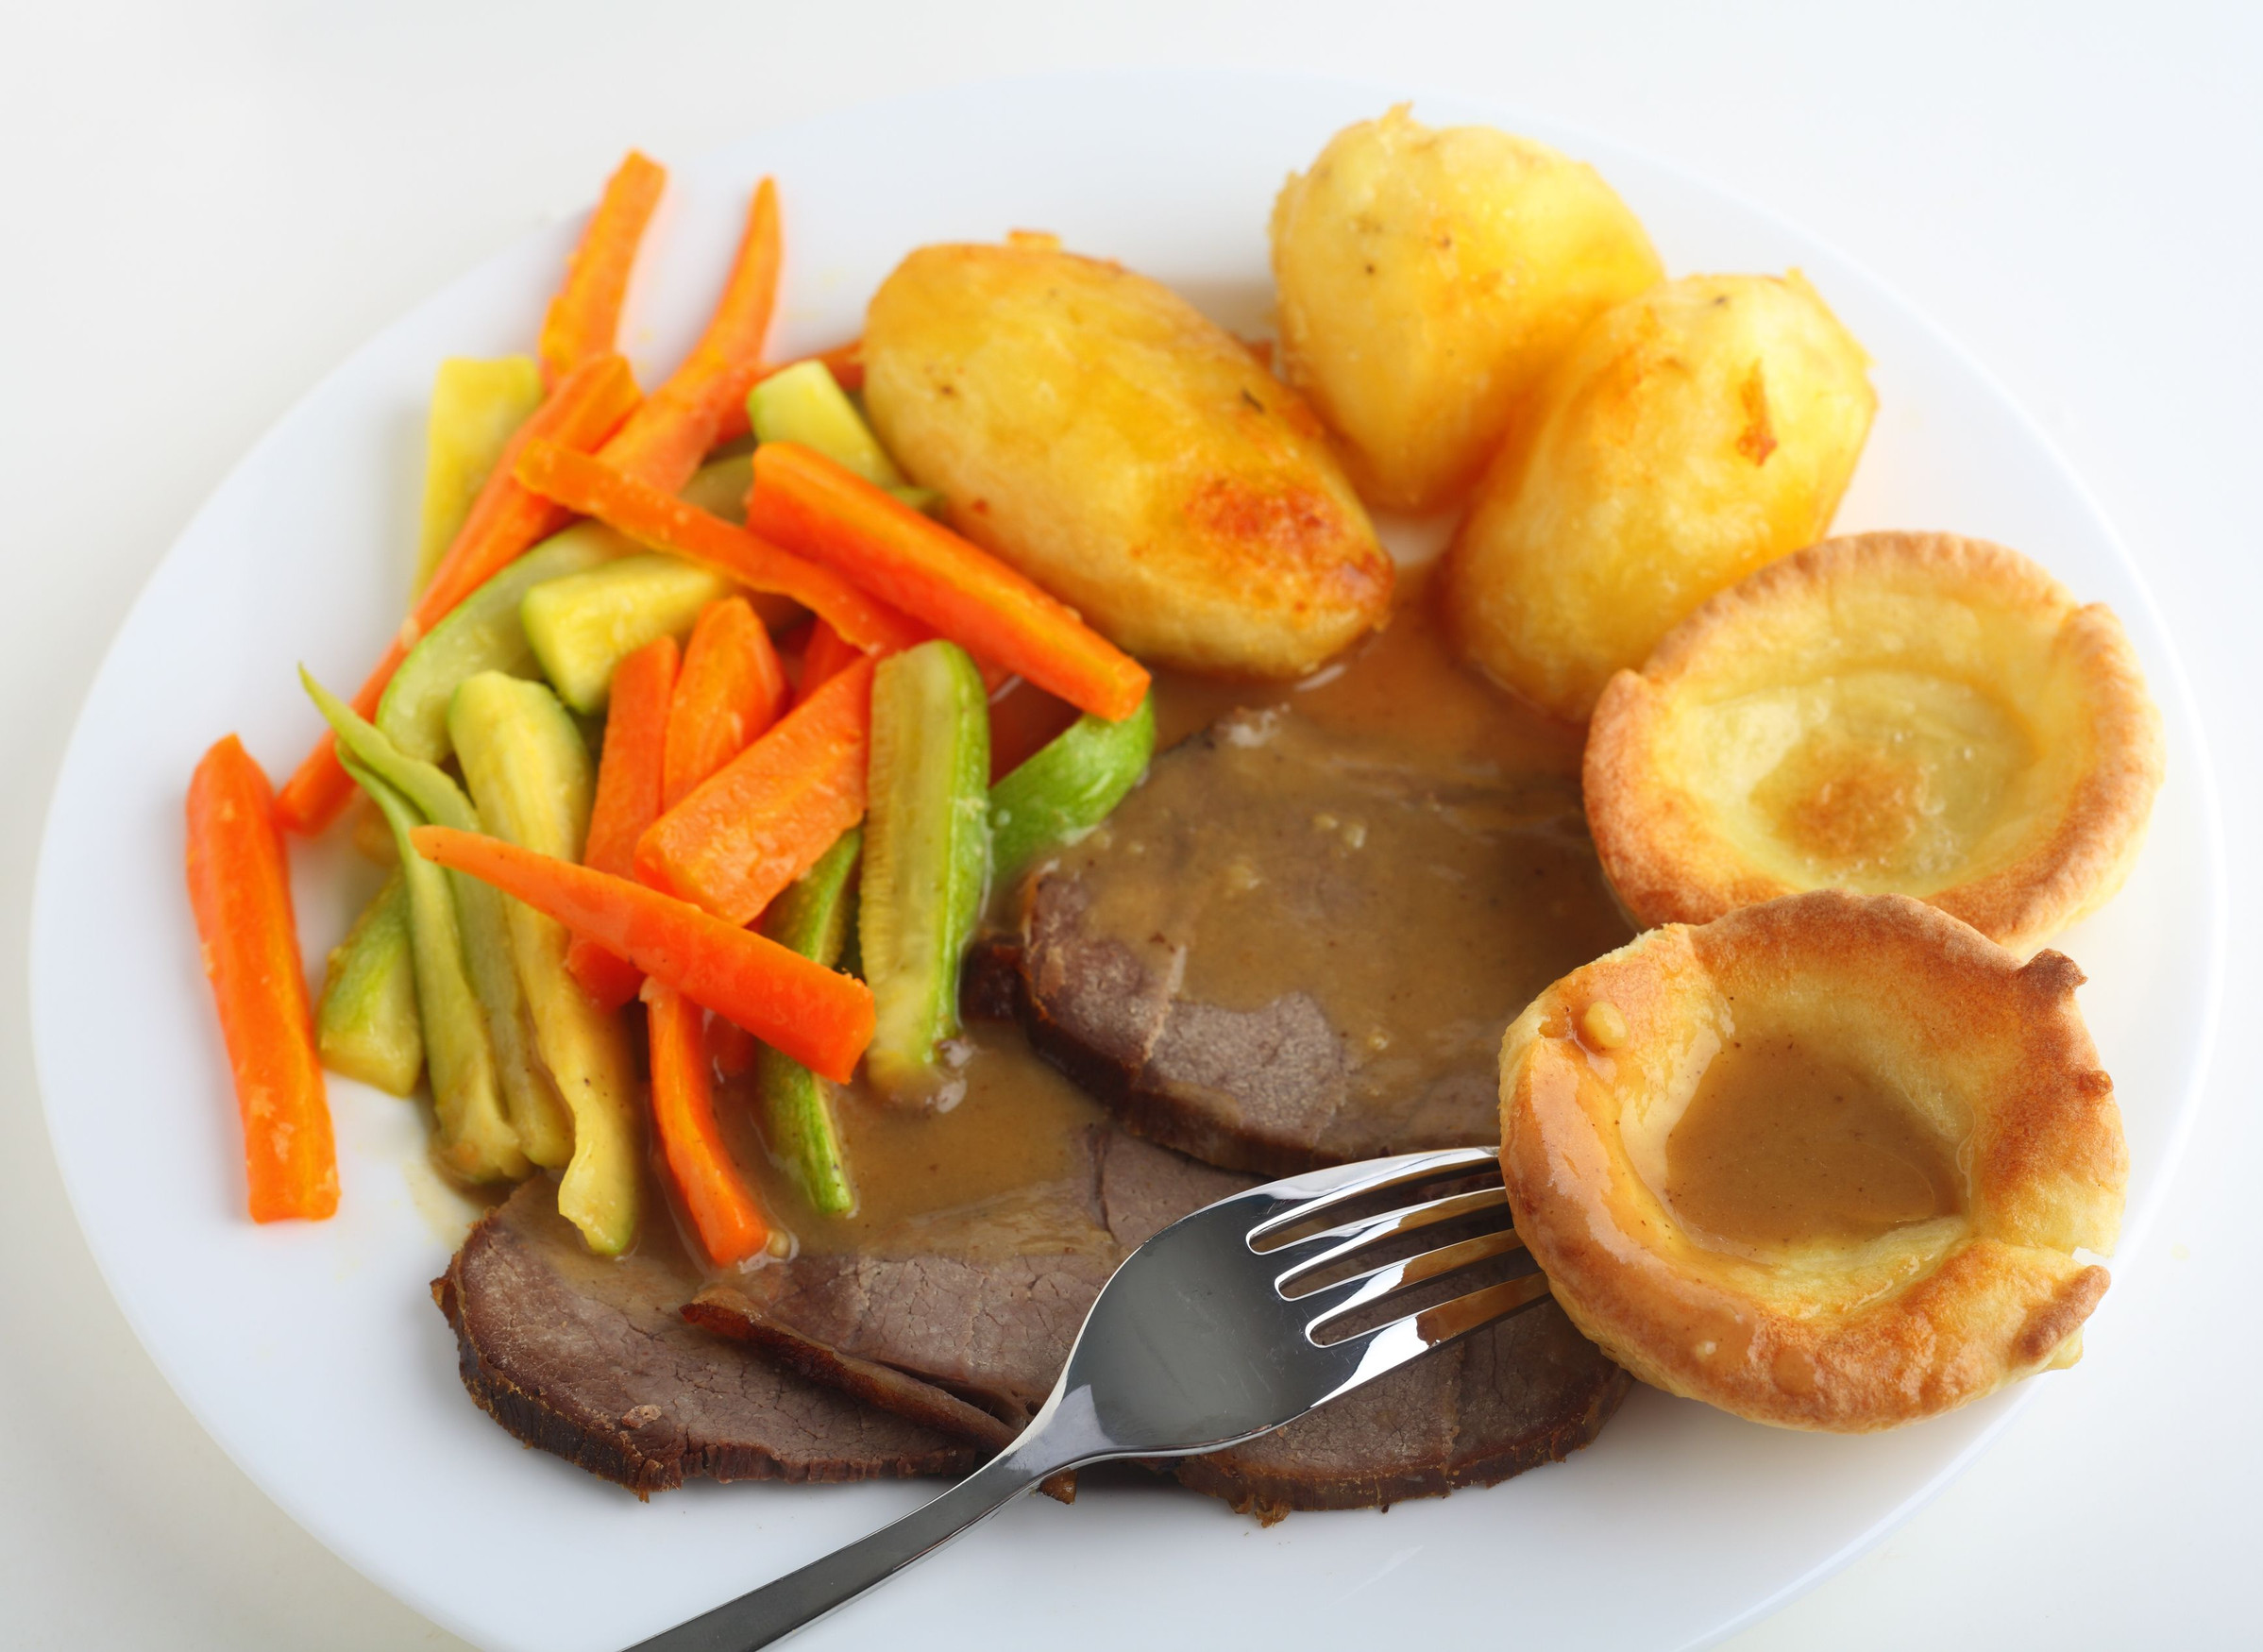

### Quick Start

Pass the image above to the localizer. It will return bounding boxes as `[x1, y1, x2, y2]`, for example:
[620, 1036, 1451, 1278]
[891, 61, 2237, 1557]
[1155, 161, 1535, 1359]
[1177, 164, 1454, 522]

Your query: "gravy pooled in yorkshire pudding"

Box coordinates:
[1498, 891, 2125, 1432]
[1584, 532, 2163, 957]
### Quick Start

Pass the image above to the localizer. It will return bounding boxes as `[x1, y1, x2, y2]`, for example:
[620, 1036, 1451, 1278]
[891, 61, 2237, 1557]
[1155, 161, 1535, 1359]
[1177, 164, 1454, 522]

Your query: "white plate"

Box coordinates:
[31, 69, 2223, 1652]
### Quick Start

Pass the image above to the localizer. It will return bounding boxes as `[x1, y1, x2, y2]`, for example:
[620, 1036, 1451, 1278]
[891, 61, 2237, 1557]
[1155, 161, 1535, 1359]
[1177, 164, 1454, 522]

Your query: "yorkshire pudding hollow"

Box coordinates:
[1583, 531, 2164, 956]
[1498, 891, 2125, 1432]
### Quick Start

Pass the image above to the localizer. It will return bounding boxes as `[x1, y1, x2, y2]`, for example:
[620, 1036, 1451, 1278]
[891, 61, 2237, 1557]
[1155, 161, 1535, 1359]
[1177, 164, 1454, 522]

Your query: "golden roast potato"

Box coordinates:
[863, 234, 1393, 679]
[1443, 271, 1875, 722]
[1270, 106, 1663, 513]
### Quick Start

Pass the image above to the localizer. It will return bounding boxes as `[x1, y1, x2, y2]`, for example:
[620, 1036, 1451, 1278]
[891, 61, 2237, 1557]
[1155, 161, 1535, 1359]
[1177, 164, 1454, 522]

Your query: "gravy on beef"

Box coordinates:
[671, 572, 1630, 1256]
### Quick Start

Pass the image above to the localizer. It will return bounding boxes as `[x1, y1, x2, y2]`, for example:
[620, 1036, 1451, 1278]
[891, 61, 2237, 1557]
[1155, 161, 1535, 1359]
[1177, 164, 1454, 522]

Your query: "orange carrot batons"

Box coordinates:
[599, 177, 782, 494]
[513, 440, 925, 654]
[706, 1015, 759, 1080]
[663, 597, 788, 808]
[746, 443, 1151, 722]
[410, 826, 873, 1082]
[583, 634, 681, 880]
[796, 617, 863, 705]
[276, 353, 641, 835]
[185, 735, 339, 1222]
[633, 657, 874, 926]
[567, 633, 678, 1009]
[539, 151, 667, 386]
[644, 978, 768, 1266]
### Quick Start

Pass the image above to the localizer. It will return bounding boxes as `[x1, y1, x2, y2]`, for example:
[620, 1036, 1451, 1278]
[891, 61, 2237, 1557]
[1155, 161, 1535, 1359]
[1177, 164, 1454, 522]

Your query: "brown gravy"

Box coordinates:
[714, 1020, 1110, 1261]
[682, 577, 1621, 1268]
[1663, 1036, 1963, 1253]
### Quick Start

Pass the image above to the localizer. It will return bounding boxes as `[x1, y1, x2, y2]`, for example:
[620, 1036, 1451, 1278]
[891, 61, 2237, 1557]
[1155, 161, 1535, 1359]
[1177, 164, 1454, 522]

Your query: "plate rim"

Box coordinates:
[28, 64, 2227, 1652]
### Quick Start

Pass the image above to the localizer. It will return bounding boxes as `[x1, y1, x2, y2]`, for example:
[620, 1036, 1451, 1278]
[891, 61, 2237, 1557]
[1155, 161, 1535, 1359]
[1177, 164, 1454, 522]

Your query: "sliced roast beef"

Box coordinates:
[1011, 708, 1631, 1175]
[686, 1125, 1630, 1515]
[687, 1129, 1241, 1428]
[436, 1181, 980, 1497]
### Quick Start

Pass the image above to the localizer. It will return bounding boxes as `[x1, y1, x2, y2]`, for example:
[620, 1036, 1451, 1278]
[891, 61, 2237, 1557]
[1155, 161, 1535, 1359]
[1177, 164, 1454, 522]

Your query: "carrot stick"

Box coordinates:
[567, 633, 678, 1009]
[644, 978, 768, 1266]
[277, 353, 641, 834]
[633, 657, 873, 926]
[646, 597, 792, 1091]
[712, 339, 867, 446]
[663, 597, 788, 808]
[410, 825, 873, 1082]
[514, 439, 925, 654]
[706, 1015, 758, 1080]
[539, 151, 667, 387]
[746, 443, 1151, 722]
[565, 936, 643, 1014]
[598, 177, 781, 494]
[796, 616, 862, 704]
[185, 735, 339, 1222]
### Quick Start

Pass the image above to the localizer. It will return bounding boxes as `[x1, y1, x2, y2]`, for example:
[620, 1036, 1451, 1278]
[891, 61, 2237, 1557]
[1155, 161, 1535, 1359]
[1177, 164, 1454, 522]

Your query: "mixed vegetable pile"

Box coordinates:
[184, 151, 1157, 1263]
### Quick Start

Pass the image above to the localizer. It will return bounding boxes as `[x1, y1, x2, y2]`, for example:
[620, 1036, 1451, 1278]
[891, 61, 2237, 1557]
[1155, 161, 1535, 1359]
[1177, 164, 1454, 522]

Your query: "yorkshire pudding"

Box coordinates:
[1584, 531, 2163, 956]
[1498, 891, 2125, 1432]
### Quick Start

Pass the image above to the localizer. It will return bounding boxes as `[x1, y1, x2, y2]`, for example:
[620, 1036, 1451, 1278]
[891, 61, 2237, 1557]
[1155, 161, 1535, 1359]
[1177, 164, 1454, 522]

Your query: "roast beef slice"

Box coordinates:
[437, 1181, 980, 1498]
[1013, 708, 1627, 1175]
[688, 1126, 1629, 1515]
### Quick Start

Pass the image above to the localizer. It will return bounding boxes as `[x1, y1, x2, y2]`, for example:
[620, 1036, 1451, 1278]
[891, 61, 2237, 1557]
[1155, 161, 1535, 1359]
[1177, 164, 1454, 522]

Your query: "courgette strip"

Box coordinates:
[860, 641, 990, 1100]
[304, 670, 574, 1164]
[754, 828, 862, 1214]
[449, 670, 642, 1255]
[315, 870, 422, 1097]
[987, 692, 1157, 892]
[339, 755, 527, 1183]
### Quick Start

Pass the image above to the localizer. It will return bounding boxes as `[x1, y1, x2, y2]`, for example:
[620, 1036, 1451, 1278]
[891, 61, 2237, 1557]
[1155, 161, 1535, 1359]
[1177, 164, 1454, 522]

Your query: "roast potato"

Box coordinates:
[863, 233, 1392, 679]
[1270, 107, 1663, 514]
[1443, 271, 1875, 722]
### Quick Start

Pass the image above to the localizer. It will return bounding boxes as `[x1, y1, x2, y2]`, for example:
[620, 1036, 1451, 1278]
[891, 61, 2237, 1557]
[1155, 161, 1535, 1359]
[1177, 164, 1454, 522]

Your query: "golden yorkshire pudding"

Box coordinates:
[1498, 891, 2125, 1432]
[1583, 532, 2163, 957]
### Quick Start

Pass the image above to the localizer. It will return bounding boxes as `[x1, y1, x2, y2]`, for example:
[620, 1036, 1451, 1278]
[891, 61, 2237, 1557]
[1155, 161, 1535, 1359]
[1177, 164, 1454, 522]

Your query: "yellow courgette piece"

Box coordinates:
[750, 361, 906, 488]
[520, 553, 730, 714]
[448, 671, 641, 1254]
[414, 356, 544, 596]
[379, 522, 628, 765]
[316, 871, 422, 1097]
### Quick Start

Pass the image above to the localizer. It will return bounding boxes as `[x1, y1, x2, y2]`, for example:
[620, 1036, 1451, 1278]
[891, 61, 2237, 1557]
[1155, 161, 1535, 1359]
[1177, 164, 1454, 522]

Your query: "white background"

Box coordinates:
[3, 4, 2256, 1648]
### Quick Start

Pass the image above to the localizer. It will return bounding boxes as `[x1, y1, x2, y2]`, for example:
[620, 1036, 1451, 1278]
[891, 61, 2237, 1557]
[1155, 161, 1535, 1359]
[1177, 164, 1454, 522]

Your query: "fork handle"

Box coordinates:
[626, 1449, 1056, 1651]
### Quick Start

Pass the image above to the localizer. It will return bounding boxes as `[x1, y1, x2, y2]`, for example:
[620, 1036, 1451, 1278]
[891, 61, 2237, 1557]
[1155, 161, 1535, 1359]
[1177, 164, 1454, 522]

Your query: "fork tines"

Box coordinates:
[1248, 1148, 1552, 1384]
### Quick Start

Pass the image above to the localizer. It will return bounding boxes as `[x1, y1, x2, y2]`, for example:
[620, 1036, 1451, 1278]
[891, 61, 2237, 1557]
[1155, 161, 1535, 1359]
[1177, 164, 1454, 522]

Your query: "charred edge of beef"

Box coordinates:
[439, 1184, 982, 1498]
[433, 1268, 680, 1501]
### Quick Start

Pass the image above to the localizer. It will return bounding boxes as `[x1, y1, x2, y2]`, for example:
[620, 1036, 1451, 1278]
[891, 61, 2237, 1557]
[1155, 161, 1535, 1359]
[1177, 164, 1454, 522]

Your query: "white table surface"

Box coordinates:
[4, 4, 2256, 1647]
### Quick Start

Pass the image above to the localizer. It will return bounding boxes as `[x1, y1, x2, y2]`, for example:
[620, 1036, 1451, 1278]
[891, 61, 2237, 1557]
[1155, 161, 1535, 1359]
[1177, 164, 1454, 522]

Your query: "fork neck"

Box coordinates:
[1002, 1381, 1121, 1477]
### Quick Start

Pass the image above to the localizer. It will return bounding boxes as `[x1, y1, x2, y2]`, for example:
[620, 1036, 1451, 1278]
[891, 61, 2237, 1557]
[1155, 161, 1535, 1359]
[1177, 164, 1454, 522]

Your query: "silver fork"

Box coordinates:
[631, 1145, 1549, 1651]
